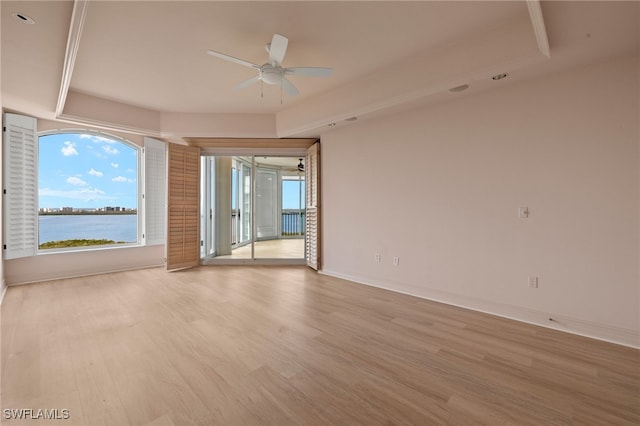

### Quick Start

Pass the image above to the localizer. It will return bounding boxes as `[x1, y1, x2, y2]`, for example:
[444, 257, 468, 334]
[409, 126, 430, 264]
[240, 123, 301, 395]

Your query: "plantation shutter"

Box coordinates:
[305, 142, 320, 270]
[166, 143, 200, 271]
[143, 137, 166, 246]
[3, 113, 38, 259]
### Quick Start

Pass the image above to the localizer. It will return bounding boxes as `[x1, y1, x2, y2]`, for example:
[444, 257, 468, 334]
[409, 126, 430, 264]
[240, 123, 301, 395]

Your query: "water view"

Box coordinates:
[39, 215, 138, 246]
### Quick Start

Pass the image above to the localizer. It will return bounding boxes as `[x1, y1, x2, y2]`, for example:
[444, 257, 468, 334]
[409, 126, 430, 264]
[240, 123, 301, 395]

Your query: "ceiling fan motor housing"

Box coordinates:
[260, 64, 284, 85]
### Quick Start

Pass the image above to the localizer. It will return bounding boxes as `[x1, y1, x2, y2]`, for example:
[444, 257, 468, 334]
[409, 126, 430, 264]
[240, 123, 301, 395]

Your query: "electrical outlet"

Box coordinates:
[393, 257, 400, 266]
[528, 276, 538, 288]
[374, 253, 381, 263]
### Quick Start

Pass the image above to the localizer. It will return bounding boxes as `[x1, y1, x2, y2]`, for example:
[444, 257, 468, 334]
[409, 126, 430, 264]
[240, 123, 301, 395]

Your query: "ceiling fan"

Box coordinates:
[207, 33, 333, 97]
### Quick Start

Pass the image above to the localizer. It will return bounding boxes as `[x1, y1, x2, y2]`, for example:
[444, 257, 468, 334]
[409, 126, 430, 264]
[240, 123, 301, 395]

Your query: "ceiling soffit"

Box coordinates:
[14, 1, 550, 139]
[277, 6, 550, 137]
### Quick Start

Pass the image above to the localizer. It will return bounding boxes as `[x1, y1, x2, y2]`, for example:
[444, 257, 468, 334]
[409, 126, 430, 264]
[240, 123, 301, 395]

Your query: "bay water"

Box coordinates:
[39, 215, 138, 244]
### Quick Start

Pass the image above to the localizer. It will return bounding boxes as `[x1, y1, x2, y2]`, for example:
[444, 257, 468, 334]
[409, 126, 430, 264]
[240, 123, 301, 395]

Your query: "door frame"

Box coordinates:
[199, 149, 315, 266]
[255, 166, 280, 241]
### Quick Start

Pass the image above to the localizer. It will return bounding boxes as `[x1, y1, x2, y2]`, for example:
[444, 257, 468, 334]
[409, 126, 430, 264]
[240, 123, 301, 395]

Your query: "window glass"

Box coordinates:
[38, 133, 138, 250]
[282, 178, 305, 237]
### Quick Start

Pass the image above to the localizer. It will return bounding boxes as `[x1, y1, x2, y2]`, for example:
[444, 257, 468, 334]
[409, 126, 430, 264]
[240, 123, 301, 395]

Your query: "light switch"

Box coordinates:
[519, 207, 529, 219]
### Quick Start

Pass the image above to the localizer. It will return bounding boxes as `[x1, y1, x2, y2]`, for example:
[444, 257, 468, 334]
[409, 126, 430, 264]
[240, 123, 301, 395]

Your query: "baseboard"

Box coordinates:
[319, 269, 640, 349]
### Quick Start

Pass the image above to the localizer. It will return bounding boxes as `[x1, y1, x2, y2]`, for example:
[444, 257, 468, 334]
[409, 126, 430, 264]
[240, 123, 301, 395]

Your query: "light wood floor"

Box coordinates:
[212, 239, 305, 260]
[1, 266, 638, 425]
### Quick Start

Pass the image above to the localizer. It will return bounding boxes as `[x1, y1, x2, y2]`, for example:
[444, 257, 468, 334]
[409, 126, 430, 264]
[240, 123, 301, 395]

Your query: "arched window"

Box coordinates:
[3, 113, 166, 260]
[38, 132, 140, 250]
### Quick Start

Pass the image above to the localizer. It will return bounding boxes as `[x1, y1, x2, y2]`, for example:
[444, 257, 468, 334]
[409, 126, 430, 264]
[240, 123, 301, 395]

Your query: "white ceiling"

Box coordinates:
[70, 1, 525, 114]
[1, 1, 638, 139]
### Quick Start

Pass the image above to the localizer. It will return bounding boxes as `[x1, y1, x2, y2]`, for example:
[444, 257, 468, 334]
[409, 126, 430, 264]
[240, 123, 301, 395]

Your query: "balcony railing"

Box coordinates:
[231, 209, 305, 244]
[282, 210, 305, 236]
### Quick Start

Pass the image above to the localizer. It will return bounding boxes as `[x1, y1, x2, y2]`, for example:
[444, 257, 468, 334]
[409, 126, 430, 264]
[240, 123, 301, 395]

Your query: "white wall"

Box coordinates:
[320, 53, 639, 347]
[4, 245, 163, 285]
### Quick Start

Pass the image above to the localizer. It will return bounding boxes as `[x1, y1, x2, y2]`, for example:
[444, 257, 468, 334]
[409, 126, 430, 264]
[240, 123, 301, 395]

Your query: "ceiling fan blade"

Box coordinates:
[268, 34, 288, 66]
[281, 77, 299, 96]
[285, 67, 333, 77]
[234, 75, 261, 90]
[207, 50, 259, 69]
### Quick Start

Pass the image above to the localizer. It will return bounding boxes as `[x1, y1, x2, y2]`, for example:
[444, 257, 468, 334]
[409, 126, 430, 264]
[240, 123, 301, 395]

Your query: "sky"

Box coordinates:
[39, 136, 304, 211]
[282, 180, 305, 210]
[39, 133, 138, 209]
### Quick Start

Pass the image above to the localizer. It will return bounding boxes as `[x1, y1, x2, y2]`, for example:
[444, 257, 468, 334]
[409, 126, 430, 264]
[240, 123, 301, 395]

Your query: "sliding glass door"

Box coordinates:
[201, 155, 306, 263]
[255, 167, 278, 240]
[231, 158, 252, 248]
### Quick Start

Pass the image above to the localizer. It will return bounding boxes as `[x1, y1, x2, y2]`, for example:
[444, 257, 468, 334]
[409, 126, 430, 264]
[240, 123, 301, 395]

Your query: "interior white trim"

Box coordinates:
[55, 0, 89, 117]
[319, 269, 640, 349]
[526, 0, 551, 58]
[56, 113, 163, 138]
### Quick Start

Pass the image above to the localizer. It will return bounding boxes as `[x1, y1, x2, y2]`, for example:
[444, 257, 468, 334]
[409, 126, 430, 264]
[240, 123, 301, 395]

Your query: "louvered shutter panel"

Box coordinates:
[3, 113, 38, 259]
[166, 143, 200, 271]
[143, 137, 166, 246]
[305, 143, 320, 270]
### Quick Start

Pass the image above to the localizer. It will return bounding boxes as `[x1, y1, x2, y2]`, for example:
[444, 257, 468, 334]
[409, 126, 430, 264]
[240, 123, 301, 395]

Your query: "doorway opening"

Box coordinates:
[200, 155, 307, 264]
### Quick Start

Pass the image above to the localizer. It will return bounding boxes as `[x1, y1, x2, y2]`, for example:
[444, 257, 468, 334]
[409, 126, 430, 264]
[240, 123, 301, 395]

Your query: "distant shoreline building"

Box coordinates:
[39, 206, 136, 214]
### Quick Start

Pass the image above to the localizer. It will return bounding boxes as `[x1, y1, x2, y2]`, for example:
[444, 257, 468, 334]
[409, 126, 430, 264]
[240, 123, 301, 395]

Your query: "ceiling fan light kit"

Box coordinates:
[208, 33, 333, 99]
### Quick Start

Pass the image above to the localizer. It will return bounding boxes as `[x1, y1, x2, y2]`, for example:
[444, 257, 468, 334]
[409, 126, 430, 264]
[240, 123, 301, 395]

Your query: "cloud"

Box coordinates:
[66, 176, 87, 186]
[79, 134, 117, 144]
[78, 187, 106, 195]
[88, 168, 103, 177]
[111, 162, 119, 168]
[112, 176, 136, 183]
[61, 141, 78, 156]
[40, 187, 111, 202]
[102, 145, 119, 155]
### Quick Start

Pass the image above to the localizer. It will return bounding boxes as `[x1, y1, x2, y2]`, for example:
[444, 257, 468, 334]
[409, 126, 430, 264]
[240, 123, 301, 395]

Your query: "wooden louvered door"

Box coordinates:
[166, 143, 200, 271]
[305, 143, 320, 270]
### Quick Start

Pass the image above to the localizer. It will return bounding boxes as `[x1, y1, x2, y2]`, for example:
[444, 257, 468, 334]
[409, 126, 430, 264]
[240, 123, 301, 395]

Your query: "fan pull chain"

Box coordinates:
[280, 77, 283, 104]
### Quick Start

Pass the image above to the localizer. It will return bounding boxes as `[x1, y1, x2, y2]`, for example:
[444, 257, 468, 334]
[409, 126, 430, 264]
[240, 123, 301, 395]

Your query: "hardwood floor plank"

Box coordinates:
[1, 266, 638, 425]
